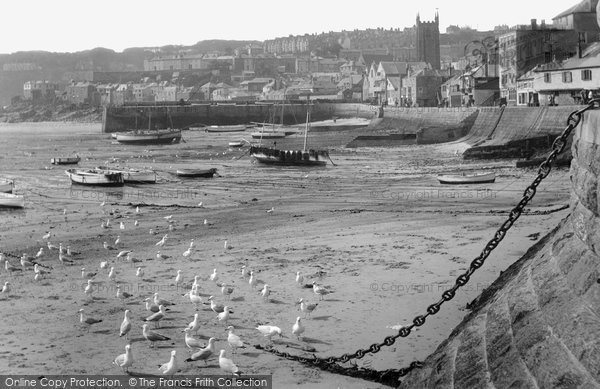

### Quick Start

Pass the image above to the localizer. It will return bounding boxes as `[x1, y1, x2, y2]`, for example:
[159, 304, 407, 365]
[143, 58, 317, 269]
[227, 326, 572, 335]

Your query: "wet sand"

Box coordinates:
[0, 122, 572, 388]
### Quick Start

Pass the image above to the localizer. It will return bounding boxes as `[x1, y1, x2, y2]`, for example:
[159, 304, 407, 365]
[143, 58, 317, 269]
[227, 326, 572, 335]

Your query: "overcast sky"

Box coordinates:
[0, 0, 576, 54]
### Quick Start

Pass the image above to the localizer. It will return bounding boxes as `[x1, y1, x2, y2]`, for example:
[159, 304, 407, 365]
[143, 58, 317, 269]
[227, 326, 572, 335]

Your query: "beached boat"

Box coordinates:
[0, 179, 14, 193]
[115, 129, 182, 145]
[205, 125, 250, 133]
[437, 172, 496, 185]
[51, 156, 81, 165]
[250, 130, 287, 139]
[228, 141, 245, 148]
[176, 168, 217, 178]
[0, 193, 24, 208]
[250, 107, 329, 166]
[65, 169, 124, 186]
[95, 166, 157, 183]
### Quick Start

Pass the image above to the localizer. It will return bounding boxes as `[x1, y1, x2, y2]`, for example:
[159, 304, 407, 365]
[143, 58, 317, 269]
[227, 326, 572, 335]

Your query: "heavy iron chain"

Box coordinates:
[256, 99, 600, 387]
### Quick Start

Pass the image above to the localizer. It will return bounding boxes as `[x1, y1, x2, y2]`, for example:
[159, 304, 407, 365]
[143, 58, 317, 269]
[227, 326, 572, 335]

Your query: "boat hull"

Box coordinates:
[116, 130, 182, 145]
[65, 169, 125, 186]
[437, 172, 496, 185]
[205, 125, 249, 133]
[0, 193, 24, 208]
[95, 167, 157, 183]
[176, 168, 217, 178]
[251, 132, 287, 139]
[51, 157, 80, 165]
[0, 180, 13, 193]
[250, 147, 328, 166]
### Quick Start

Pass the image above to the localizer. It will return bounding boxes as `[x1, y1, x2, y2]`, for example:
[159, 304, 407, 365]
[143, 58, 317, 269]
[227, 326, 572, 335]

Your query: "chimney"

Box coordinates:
[531, 19, 537, 29]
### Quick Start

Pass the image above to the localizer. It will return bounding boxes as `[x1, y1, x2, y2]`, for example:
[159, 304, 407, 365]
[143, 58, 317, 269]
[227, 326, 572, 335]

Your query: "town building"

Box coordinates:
[65, 82, 97, 105]
[415, 12, 441, 70]
[552, 0, 600, 43]
[402, 68, 446, 107]
[23, 80, 60, 102]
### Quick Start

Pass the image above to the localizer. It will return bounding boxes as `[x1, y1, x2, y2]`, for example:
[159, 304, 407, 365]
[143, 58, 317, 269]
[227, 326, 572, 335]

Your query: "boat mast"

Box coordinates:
[303, 105, 311, 152]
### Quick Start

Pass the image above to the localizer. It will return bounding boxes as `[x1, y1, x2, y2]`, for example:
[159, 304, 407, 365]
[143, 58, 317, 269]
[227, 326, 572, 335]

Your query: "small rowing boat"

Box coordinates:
[51, 156, 81, 165]
[176, 168, 217, 178]
[0, 179, 14, 193]
[95, 166, 157, 183]
[437, 172, 496, 185]
[205, 125, 250, 133]
[65, 169, 124, 186]
[0, 193, 24, 208]
[228, 141, 245, 148]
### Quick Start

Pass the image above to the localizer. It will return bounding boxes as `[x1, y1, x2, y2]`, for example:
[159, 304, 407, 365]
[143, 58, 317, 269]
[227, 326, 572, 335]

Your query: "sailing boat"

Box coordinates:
[250, 101, 297, 140]
[249, 105, 329, 166]
[115, 110, 182, 145]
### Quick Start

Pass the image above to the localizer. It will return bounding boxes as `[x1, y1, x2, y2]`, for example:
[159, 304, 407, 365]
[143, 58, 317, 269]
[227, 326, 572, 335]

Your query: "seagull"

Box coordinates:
[136, 267, 144, 278]
[218, 350, 241, 376]
[197, 202, 203, 208]
[182, 247, 192, 258]
[156, 251, 171, 261]
[217, 306, 231, 325]
[144, 298, 160, 313]
[163, 215, 173, 221]
[183, 328, 205, 351]
[144, 305, 166, 328]
[78, 309, 102, 332]
[186, 338, 216, 365]
[66, 246, 78, 256]
[117, 250, 131, 259]
[119, 222, 125, 230]
[312, 282, 332, 300]
[4, 260, 22, 276]
[292, 317, 305, 341]
[153, 293, 175, 307]
[248, 271, 257, 289]
[106, 218, 111, 227]
[266, 207, 274, 214]
[100, 201, 106, 207]
[101, 221, 109, 229]
[103, 242, 116, 250]
[256, 325, 283, 343]
[113, 344, 134, 373]
[84, 280, 94, 300]
[20, 255, 35, 269]
[81, 267, 97, 279]
[117, 286, 133, 300]
[114, 236, 121, 246]
[189, 239, 195, 249]
[223, 240, 229, 250]
[295, 271, 304, 287]
[241, 265, 248, 278]
[221, 284, 234, 301]
[203, 219, 208, 225]
[99, 260, 109, 270]
[186, 313, 201, 334]
[34, 273, 41, 282]
[134, 220, 139, 227]
[260, 284, 271, 302]
[1, 282, 11, 297]
[155, 235, 168, 247]
[142, 323, 171, 348]
[183, 289, 203, 311]
[135, 206, 139, 213]
[149, 228, 156, 235]
[298, 298, 318, 318]
[209, 268, 218, 283]
[59, 243, 65, 255]
[108, 267, 117, 282]
[226, 326, 245, 354]
[120, 310, 132, 339]
[58, 252, 72, 266]
[47, 241, 58, 251]
[34, 264, 50, 278]
[35, 247, 44, 258]
[168, 224, 174, 232]
[192, 275, 201, 289]
[42, 231, 51, 240]
[174, 270, 183, 286]
[158, 350, 177, 376]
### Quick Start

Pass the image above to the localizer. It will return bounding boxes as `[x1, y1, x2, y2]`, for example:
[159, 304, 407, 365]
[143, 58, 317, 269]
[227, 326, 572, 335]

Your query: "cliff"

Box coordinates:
[397, 108, 600, 388]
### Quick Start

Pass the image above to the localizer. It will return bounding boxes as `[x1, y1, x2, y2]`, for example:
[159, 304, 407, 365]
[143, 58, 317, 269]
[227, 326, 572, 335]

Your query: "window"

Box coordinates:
[544, 73, 551, 83]
[562, 71, 572, 83]
[508, 89, 517, 101]
[582, 69, 592, 81]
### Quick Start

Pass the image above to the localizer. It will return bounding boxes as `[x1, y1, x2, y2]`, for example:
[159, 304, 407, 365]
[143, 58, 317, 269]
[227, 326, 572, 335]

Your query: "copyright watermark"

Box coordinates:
[370, 189, 496, 201]
[369, 281, 489, 294]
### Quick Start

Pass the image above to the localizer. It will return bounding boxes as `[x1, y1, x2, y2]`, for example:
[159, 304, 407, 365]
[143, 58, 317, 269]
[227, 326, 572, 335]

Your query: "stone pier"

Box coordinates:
[397, 108, 600, 388]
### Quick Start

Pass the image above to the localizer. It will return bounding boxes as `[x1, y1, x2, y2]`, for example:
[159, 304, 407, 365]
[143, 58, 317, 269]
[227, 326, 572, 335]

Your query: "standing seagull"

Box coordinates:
[217, 306, 231, 325]
[113, 344, 134, 373]
[119, 221, 125, 230]
[142, 323, 171, 348]
[218, 350, 241, 376]
[1, 282, 11, 298]
[136, 267, 144, 278]
[185, 338, 216, 365]
[256, 325, 283, 343]
[158, 350, 177, 376]
[312, 281, 332, 300]
[144, 305, 166, 328]
[221, 283, 234, 301]
[209, 268, 218, 283]
[260, 284, 271, 302]
[292, 316, 305, 341]
[120, 310, 132, 340]
[84, 280, 94, 301]
[248, 271, 257, 289]
[174, 270, 183, 287]
[226, 326, 245, 354]
[295, 271, 304, 287]
[299, 298, 319, 318]
[183, 328, 205, 351]
[186, 313, 201, 334]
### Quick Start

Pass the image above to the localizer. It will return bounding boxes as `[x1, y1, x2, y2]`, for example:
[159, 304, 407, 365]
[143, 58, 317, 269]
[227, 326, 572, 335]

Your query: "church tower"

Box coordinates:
[415, 11, 441, 69]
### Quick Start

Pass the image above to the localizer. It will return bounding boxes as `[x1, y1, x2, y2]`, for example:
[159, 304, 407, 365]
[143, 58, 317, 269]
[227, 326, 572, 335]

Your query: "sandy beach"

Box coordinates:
[0, 122, 572, 388]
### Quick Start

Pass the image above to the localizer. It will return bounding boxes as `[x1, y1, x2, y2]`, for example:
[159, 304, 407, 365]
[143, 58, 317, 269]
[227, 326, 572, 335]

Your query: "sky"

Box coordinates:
[0, 0, 575, 54]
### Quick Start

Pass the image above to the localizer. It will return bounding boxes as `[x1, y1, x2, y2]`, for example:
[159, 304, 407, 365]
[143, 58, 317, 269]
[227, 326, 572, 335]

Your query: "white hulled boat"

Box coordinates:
[437, 172, 496, 184]
[0, 193, 24, 208]
[95, 166, 157, 183]
[65, 169, 124, 186]
[0, 179, 14, 193]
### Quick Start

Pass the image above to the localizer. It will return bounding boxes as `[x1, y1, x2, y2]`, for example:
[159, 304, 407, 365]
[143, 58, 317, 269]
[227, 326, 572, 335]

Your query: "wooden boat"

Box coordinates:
[228, 141, 245, 148]
[437, 172, 496, 184]
[250, 107, 329, 166]
[176, 168, 217, 178]
[95, 166, 157, 183]
[115, 129, 182, 145]
[205, 125, 250, 133]
[0, 179, 14, 193]
[51, 156, 81, 165]
[0, 193, 24, 208]
[65, 169, 124, 186]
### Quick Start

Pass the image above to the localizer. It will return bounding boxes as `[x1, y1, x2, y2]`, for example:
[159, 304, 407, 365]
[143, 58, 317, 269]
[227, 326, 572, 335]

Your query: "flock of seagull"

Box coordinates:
[0, 202, 334, 377]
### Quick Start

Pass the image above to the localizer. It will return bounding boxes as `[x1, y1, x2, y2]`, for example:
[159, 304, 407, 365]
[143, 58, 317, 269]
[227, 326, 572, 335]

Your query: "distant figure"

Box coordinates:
[272, 141, 277, 149]
[588, 90, 594, 102]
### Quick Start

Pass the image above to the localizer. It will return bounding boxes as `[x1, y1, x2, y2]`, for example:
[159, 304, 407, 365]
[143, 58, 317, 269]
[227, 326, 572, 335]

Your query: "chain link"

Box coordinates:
[255, 100, 600, 386]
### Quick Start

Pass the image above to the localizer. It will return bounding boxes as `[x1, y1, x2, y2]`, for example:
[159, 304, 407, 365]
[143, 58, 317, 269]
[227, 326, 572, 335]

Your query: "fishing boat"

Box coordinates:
[0, 179, 14, 193]
[228, 141, 245, 148]
[437, 172, 496, 185]
[250, 106, 329, 166]
[250, 101, 298, 139]
[115, 129, 182, 145]
[176, 168, 217, 178]
[0, 193, 24, 208]
[51, 156, 81, 165]
[205, 125, 250, 133]
[65, 169, 125, 186]
[95, 166, 157, 183]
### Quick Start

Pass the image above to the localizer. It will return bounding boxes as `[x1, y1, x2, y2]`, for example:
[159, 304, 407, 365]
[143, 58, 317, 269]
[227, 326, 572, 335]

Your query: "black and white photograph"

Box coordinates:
[0, 1, 599, 388]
